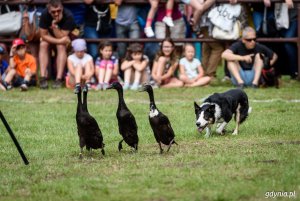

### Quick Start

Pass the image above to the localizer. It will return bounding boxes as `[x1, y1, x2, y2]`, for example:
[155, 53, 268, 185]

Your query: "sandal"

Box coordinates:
[189, 18, 204, 38]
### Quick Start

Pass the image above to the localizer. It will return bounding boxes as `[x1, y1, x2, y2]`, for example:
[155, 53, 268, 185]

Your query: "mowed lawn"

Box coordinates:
[0, 78, 299, 201]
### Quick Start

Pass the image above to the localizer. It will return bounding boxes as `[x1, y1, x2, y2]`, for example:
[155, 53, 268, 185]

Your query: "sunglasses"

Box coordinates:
[244, 38, 256, 42]
[50, 9, 62, 15]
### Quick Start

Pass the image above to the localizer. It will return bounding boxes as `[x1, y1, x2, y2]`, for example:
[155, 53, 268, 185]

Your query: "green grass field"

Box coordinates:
[0, 77, 300, 201]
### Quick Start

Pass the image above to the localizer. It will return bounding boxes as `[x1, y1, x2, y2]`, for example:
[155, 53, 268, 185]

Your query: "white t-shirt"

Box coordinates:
[68, 53, 93, 68]
[179, 57, 201, 79]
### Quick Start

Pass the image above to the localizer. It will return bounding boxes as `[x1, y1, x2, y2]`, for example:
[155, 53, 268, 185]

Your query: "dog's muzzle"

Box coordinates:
[196, 122, 207, 133]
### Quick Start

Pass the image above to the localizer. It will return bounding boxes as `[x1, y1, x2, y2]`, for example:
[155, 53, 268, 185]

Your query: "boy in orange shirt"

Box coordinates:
[2, 39, 37, 91]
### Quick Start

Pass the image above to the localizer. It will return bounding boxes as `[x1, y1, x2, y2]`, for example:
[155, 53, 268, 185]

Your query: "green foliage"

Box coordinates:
[1, 78, 300, 201]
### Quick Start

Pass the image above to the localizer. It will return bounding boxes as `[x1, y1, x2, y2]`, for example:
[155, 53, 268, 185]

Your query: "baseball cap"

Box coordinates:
[12, 38, 25, 48]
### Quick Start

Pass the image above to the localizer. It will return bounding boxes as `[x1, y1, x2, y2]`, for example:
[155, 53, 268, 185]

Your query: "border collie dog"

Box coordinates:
[194, 89, 250, 138]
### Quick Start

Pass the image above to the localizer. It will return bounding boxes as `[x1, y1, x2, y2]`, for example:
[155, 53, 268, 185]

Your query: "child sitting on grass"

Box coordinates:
[179, 43, 211, 87]
[2, 39, 37, 91]
[121, 43, 150, 90]
[95, 41, 119, 91]
[67, 39, 94, 94]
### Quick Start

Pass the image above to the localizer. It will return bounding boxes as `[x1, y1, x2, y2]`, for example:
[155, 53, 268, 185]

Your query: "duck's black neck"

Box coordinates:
[117, 88, 127, 109]
[147, 90, 156, 109]
[77, 91, 82, 112]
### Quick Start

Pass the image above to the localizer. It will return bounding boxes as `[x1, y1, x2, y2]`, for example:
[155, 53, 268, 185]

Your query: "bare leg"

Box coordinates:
[56, 44, 67, 80]
[39, 40, 49, 78]
[123, 68, 133, 84]
[104, 68, 113, 84]
[75, 64, 83, 84]
[4, 69, 16, 84]
[185, 76, 211, 87]
[253, 53, 264, 85]
[227, 61, 244, 85]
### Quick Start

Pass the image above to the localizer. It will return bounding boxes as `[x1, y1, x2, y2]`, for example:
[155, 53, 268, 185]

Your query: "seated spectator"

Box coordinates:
[66, 39, 94, 94]
[0, 45, 9, 91]
[151, 38, 183, 88]
[38, 0, 76, 89]
[2, 39, 37, 91]
[179, 43, 211, 87]
[121, 43, 151, 90]
[95, 41, 119, 91]
[221, 27, 278, 88]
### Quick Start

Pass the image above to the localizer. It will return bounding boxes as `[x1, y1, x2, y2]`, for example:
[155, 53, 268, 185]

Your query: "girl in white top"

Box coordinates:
[67, 39, 94, 93]
[179, 43, 211, 87]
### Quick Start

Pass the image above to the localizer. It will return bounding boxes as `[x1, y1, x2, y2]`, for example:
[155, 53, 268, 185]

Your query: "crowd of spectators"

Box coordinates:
[0, 0, 298, 92]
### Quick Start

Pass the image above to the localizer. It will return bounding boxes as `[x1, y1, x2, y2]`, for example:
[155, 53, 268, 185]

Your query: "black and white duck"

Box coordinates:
[140, 84, 177, 154]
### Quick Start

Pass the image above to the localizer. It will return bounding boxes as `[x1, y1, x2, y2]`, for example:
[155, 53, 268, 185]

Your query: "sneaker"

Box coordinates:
[52, 79, 63, 89]
[40, 78, 48, 89]
[20, 83, 28, 91]
[6, 84, 12, 90]
[130, 83, 139, 90]
[86, 83, 92, 90]
[102, 83, 109, 90]
[236, 83, 245, 89]
[221, 76, 231, 83]
[251, 84, 258, 89]
[144, 27, 155, 38]
[96, 83, 102, 91]
[123, 83, 130, 90]
[162, 16, 174, 27]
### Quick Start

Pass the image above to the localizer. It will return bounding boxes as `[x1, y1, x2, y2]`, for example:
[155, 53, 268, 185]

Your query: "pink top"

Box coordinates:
[156, 3, 182, 22]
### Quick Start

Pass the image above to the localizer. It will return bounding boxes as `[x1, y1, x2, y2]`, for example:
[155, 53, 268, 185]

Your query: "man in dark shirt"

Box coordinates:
[222, 26, 278, 88]
[39, 0, 76, 89]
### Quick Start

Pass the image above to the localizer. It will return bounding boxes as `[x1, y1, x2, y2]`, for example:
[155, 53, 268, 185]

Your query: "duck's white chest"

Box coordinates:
[149, 109, 159, 118]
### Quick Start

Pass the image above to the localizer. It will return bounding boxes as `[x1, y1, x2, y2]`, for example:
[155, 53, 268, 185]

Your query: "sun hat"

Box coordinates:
[71, 39, 87, 52]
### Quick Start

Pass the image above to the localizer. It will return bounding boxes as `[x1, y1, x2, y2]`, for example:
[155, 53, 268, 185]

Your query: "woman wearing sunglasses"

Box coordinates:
[221, 26, 278, 88]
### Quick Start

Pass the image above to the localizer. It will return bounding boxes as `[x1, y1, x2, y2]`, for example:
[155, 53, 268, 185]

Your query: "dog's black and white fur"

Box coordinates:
[194, 89, 250, 138]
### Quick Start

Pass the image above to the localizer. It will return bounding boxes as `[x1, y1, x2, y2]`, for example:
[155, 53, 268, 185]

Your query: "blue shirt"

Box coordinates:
[0, 60, 8, 75]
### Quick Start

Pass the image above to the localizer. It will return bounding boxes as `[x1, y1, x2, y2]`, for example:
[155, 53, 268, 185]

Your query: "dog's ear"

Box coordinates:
[259, 53, 264, 60]
[194, 102, 200, 114]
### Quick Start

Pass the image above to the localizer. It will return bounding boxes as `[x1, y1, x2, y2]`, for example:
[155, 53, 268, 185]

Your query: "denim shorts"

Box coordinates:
[13, 75, 37, 87]
[230, 68, 255, 86]
[181, 0, 191, 4]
